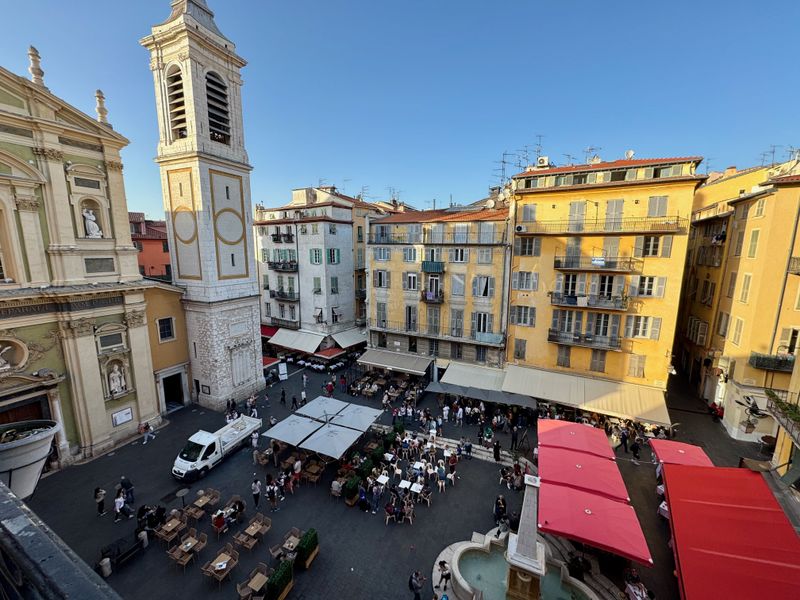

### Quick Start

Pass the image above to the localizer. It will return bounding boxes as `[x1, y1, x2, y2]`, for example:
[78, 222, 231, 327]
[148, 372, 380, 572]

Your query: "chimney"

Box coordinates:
[724, 166, 737, 177]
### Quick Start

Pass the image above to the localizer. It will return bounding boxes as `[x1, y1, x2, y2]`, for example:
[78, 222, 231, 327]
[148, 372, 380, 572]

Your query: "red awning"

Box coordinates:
[538, 484, 652, 564]
[314, 347, 346, 360]
[537, 419, 615, 459]
[664, 465, 800, 600]
[649, 440, 713, 467]
[262, 356, 280, 367]
[538, 446, 630, 502]
[261, 325, 278, 337]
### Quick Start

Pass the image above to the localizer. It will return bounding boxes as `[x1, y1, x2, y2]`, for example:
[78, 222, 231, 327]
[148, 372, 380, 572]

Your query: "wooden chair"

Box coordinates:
[269, 544, 283, 562]
[384, 509, 397, 525]
[167, 545, 183, 569]
[284, 527, 300, 541]
[236, 582, 253, 599]
[213, 519, 227, 540]
[194, 532, 208, 556]
[305, 471, 321, 485]
[207, 489, 221, 507]
[252, 562, 269, 577]
[176, 550, 194, 572]
[201, 560, 215, 579]
[258, 517, 271, 537]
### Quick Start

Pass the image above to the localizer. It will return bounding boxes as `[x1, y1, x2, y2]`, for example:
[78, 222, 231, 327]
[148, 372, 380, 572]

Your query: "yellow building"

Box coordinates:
[677, 163, 800, 440]
[502, 156, 704, 423]
[143, 282, 192, 412]
[364, 206, 510, 374]
[766, 365, 800, 491]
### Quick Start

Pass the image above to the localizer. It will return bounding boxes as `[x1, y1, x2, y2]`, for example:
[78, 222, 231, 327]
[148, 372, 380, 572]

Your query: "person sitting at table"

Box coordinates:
[330, 478, 343, 496]
[212, 510, 228, 534]
[447, 452, 458, 474]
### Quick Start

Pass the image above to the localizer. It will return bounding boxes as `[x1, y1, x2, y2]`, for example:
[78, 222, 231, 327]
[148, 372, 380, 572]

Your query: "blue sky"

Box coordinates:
[2, 1, 799, 217]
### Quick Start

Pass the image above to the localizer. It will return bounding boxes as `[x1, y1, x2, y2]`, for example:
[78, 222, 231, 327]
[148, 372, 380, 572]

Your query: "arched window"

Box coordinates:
[205, 71, 230, 145]
[166, 66, 187, 140]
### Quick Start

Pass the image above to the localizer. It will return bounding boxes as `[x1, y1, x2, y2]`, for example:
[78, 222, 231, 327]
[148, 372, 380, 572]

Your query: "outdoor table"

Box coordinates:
[398, 480, 411, 490]
[249, 573, 268, 592]
[194, 495, 210, 508]
[213, 552, 231, 571]
[384, 452, 394, 461]
[306, 464, 322, 475]
[656, 484, 665, 496]
[375, 378, 387, 386]
[657, 500, 670, 520]
[245, 522, 261, 537]
[163, 518, 181, 532]
[283, 535, 300, 553]
[410, 482, 423, 494]
[412, 462, 424, 471]
[377, 474, 389, 485]
[176, 487, 190, 507]
[180, 536, 198, 552]
[443, 449, 452, 458]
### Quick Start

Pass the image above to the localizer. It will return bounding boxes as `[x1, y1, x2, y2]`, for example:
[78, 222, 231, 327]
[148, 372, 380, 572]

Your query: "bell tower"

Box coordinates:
[141, 0, 263, 408]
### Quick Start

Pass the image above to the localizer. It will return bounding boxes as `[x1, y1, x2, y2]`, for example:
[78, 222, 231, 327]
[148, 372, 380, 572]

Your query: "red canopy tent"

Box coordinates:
[649, 440, 713, 467]
[538, 446, 630, 502]
[260, 325, 278, 338]
[538, 484, 652, 564]
[663, 464, 800, 600]
[314, 347, 346, 360]
[537, 419, 615, 459]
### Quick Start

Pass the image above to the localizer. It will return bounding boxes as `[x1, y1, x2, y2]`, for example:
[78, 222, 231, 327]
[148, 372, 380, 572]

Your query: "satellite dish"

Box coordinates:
[625, 149, 635, 160]
[485, 198, 496, 209]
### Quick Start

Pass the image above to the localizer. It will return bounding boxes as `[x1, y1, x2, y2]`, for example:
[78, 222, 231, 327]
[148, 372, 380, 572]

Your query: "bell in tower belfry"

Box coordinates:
[141, 0, 263, 409]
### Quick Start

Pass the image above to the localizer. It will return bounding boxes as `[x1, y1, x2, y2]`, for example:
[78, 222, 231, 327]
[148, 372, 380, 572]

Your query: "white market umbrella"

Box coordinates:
[330, 404, 383, 433]
[263, 414, 323, 446]
[296, 396, 349, 421]
[299, 423, 363, 460]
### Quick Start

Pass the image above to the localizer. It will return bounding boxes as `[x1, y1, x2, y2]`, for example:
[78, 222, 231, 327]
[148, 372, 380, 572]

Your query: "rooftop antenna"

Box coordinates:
[768, 144, 782, 166]
[317, 177, 328, 187]
[563, 153, 578, 166]
[534, 134, 545, 158]
[493, 151, 513, 186]
[759, 152, 769, 167]
[516, 145, 532, 169]
[704, 157, 714, 175]
[358, 185, 370, 200]
[426, 198, 437, 210]
[786, 145, 800, 161]
[341, 178, 351, 193]
[583, 145, 602, 163]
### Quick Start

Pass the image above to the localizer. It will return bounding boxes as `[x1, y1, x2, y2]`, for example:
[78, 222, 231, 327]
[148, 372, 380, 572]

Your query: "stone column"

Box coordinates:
[13, 183, 48, 285]
[103, 157, 140, 282]
[46, 388, 72, 465]
[124, 304, 161, 427]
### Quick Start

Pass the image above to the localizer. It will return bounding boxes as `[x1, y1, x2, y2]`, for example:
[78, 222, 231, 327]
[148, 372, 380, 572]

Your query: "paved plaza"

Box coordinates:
[27, 365, 761, 600]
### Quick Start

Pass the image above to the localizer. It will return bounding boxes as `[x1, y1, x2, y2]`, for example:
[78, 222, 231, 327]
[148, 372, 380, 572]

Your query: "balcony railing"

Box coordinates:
[421, 290, 445, 303]
[368, 231, 506, 245]
[516, 216, 687, 235]
[553, 256, 641, 272]
[550, 293, 629, 311]
[270, 317, 300, 329]
[271, 289, 300, 301]
[422, 260, 446, 273]
[267, 261, 298, 272]
[271, 233, 283, 243]
[367, 319, 498, 345]
[749, 352, 795, 372]
[789, 256, 800, 275]
[469, 331, 505, 345]
[282, 233, 295, 243]
[355, 289, 367, 300]
[547, 329, 622, 351]
[766, 389, 800, 448]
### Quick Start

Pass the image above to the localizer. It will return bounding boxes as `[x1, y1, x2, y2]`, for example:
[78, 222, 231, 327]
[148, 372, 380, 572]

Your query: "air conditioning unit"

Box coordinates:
[537, 156, 550, 168]
[515, 224, 527, 233]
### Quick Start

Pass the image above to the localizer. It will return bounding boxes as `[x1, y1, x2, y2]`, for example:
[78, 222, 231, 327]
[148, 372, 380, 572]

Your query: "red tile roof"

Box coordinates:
[770, 174, 800, 184]
[374, 207, 508, 224]
[513, 156, 703, 178]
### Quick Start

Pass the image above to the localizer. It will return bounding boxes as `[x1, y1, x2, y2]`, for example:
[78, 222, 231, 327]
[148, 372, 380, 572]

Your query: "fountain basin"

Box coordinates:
[0, 420, 60, 499]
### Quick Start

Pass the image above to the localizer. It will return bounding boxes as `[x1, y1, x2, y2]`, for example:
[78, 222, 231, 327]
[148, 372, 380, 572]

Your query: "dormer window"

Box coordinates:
[166, 66, 187, 140]
[205, 71, 230, 145]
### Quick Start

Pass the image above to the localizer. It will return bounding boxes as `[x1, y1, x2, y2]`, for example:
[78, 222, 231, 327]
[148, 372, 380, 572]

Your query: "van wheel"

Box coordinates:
[199, 467, 208, 479]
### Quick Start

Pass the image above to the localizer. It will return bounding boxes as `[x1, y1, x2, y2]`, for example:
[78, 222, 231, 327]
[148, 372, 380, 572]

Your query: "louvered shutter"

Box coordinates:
[555, 274, 564, 294]
[402, 273, 408, 290]
[589, 275, 599, 296]
[576, 274, 586, 296]
[470, 312, 477, 337]
[613, 275, 624, 297]
[448, 249, 455, 262]
[661, 236, 673, 257]
[472, 277, 478, 296]
[487, 314, 494, 333]
[629, 275, 640, 297]
[778, 328, 792, 353]
[633, 236, 644, 258]
[533, 238, 541, 256]
[586, 313, 596, 335]
[697, 322, 708, 346]
[551, 309, 560, 331]
[464, 249, 470, 262]
[514, 238, 521, 255]
[625, 315, 634, 338]
[532, 273, 539, 291]
[650, 317, 662, 340]
[511, 272, 519, 290]
[575, 311, 583, 333]
[488, 277, 495, 297]
[655, 277, 666, 298]
[509, 307, 517, 325]
[610, 314, 620, 339]
[385, 271, 391, 288]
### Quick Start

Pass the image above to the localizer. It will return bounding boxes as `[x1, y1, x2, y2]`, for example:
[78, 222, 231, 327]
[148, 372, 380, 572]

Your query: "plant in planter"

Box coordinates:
[371, 447, 386, 466]
[295, 528, 319, 570]
[357, 457, 374, 481]
[393, 423, 405, 436]
[343, 476, 360, 506]
[266, 558, 294, 600]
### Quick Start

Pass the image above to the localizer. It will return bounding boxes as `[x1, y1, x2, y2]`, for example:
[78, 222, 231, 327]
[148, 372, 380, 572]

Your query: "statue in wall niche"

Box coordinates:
[109, 363, 127, 394]
[82, 208, 103, 238]
[0, 345, 13, 371]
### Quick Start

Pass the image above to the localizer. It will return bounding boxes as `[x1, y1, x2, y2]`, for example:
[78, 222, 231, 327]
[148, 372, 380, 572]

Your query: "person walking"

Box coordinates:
[119, 476, 134, 505]
[434, 560, 451, 591]
[300, 389, 307, 406]
[620, 427, 629, 453]
[139, 422, 156, 445]
[272, 439, 281, 468]
[113, 489, 133, 522]
[510, 426, 519, 451]
[630, 438, 641, 461]
[456, 405, 464, 427]
[409, 570, 425, 600]
[251, 431, 259, 451]
[493, 440, 502, 462]
[251, 477, 262, 508]
[291, 395, 299, 410]
[302, 373, 308, 389]
[280, 388, 286, 406]
[95, 487, 107, 516]
[266, 476, 280, 513]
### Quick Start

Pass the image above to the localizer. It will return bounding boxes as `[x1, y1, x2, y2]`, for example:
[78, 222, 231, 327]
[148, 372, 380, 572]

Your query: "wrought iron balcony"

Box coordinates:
[282, 233, 295, 243]
[766, 389, 800, 448]
[553, 256, 641, 272]
[422, 260, 445, 273]
[547, 329, 623, 351]
[355, 317, 366, 326]
[355, 289, 367, 300]
[421, 290, 445, 303]
[789, 257, 800, 275]
[271, 289, 300, 301]
[267, 261, 298, 272]
[368, 231, 506, 245]
[367, 319, 476, 343]
[749, 352, 795, 372]
[469, 330, 505, 345]
[270, 317, 300, 329]
[271, 233, 283, 243]
[550, 293, 629, 311]
[516, 215, 687, 235]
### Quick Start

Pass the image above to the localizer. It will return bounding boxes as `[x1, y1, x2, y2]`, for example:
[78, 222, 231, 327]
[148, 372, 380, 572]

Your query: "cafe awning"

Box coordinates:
[538, 484, 652, 565]
[269, 328, 325, 355]
[357, 349, 432, 376]
[296, 396, 349, 421]
[263, 414, 322, 446]
[314, 347, 346, 360]
[261, 325, 278, 337]
[299, 423, 363, 460]
[438, 363, 537, 408]
[538, 446, 629, 502]
[537, 419, 615, 459]
[331, 327, 367, 349]
[331, 403, 383, 432]
[663, 465, 800, 600]
[503, 364, 671, 426]
[649, 440, 713, 467]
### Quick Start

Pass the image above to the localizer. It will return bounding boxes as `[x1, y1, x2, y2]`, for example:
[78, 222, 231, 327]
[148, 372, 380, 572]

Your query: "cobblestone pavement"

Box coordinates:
[27, 365, 760, 600]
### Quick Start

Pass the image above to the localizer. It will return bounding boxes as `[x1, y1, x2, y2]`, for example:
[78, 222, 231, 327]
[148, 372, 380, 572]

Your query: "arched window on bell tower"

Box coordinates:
[205, 71, 230, 145]
[166, 66, 187, 141]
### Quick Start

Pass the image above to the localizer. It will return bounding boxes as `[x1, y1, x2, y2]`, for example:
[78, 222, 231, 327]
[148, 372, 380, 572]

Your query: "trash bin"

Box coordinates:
[138, 530, 148, 549]
[99, 557, 112, 578]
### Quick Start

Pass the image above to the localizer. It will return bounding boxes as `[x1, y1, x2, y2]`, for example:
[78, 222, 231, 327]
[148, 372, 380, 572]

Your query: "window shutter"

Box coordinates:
[697, 322, 708, 346]
[555, 274, 564, 294]
[373, 270, 378, 287]
[533, 238, 542, 256]
[488, 277, 495, 297]
[661, 235, 673, 257]
[633, 236, 644, 258]
[402, 273, 408, 290]
[509, 307, 517, 325]
[385, 271, 391, 288]
[464, 249, 470, 262]
[551, 309, 560, 331]
[589, 275, 599, 296]
[625, 315, 634, 338]
[514, 238, 521, 255]
[472, 277, 478, 296]
[511, 272, 519, 290]
[335, 249, 341, 263]
[644, 167, 654, 180]
[779, 328, 791, 352]
[586, 312, 596, 335]
[629, 275, 640, 297]
[531, 307, 536, 326]
[532, 273, 539, 291]
[613, 275, 624, 297]
[656, 277, 666, 298]
[448, 249, 454, 262]
[487, 314, 494, 333]
[650, 317, 662, 340]
[610, 314, 620, 338]
[575, 311, 583, 333]
[576, 274, 586, 296]
[470, 312, 477, 336]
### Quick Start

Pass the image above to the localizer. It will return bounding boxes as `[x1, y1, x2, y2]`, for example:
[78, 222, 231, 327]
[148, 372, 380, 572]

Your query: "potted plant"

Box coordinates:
[371, 447, 385, 466]
[266, 558, 294, 600]
[392, 423, 405, 436]
[0, 420, 61, 499]
[295, 528, 319, 570]
[343, 476, 360, 507]
[357, 457, 374, 481]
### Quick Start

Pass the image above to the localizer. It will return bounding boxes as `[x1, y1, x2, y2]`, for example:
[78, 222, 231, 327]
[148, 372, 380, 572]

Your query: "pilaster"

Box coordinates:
[124, 305, 161, 425]
[13, 183, 48, 285]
